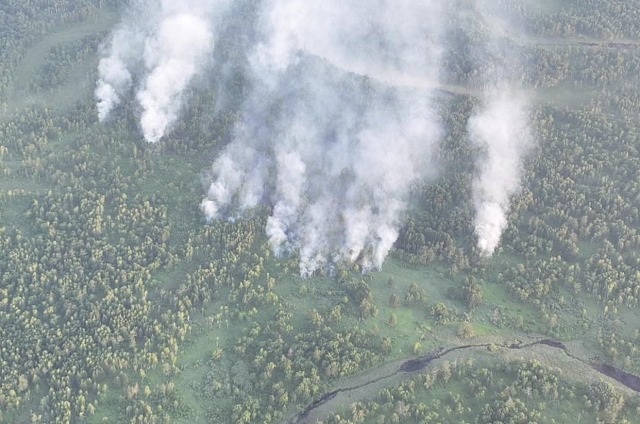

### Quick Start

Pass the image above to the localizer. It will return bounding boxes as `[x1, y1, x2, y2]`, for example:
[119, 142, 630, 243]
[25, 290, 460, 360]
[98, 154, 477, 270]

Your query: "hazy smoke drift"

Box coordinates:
[202, 0, 444, 276]
[465, 0, 534, 257]
[469, 91, 531, 256]
[96, 0, 227, 142]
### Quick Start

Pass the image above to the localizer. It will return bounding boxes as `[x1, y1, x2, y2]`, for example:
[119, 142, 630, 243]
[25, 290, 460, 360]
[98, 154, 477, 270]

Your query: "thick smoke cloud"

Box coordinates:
[96, 0, 229, 142]
[97, 0, 535, 272]
[201, 0, 445, 276]
[468, 91, 531, 255]
[469, 1, 533, 256]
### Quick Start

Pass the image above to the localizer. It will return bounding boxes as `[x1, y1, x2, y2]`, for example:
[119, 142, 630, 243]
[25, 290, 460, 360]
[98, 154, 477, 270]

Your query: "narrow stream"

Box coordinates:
[287, 339, 640, 424]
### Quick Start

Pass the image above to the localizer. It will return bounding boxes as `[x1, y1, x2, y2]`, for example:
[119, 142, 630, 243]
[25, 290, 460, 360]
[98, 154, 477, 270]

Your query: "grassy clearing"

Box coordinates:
[163, 300, 249, 424]
[481, 282, 540, 328]
[374, 256, 454, 304]
[36, 55, 101, 111]
[4, 8, 117, 114]
[0, 179, 53, 192]
[0, 196, 36, 235]
[577, 239, 602, 259]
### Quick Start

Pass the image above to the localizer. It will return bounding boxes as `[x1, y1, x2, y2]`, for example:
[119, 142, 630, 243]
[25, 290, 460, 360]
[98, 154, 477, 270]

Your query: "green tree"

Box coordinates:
[388, 313, 398, 328]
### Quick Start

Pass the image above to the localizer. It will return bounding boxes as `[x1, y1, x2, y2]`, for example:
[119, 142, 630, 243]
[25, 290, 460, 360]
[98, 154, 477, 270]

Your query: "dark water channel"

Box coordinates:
[287, 339, 640, 424]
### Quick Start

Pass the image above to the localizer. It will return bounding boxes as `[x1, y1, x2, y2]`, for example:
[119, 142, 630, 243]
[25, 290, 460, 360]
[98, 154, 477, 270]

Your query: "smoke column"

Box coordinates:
[468, 91, 531, 255]
[469, 1, 533, 256]
[96, 0, 229, 142]
[201, 0, 445, 276]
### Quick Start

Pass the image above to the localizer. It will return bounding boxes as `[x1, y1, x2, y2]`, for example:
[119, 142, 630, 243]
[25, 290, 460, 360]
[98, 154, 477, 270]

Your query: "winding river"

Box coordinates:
[286, 339, 640, 424]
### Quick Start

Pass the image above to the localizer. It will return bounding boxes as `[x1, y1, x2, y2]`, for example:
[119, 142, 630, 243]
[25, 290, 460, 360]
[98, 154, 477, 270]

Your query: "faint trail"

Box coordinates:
[306, 13, 640, 103]
[310, 52, 595, 106]
[528, 38, 640, 50]
[480, 6, 640, 51]
[307, 47, 600, 106]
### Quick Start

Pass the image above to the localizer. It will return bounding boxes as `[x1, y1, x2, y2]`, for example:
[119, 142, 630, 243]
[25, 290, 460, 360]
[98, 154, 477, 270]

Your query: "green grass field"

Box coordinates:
[5, 8, 118, 114]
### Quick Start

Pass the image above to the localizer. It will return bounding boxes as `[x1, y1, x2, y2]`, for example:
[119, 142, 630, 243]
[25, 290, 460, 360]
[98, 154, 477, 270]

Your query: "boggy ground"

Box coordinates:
[285, 335, 640, 424]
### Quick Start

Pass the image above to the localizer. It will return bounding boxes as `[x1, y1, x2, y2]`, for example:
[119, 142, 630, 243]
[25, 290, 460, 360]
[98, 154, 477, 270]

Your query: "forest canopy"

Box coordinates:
[0, 1, 639, 424]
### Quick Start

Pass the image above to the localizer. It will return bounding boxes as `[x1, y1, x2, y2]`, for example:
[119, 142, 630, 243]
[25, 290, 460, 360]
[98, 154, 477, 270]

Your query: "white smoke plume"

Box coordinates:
[468, 91, 532, 255]
[469, 0, 533, 256]
[201, 0, 446, 276]
[95, 26, 141, 122]
[96, 0, 229, 142]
